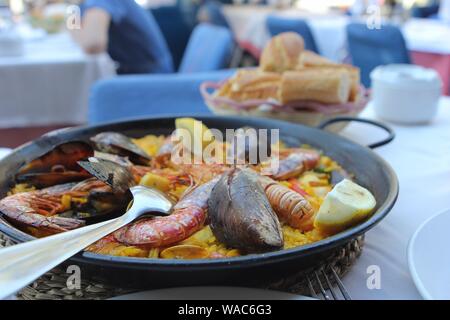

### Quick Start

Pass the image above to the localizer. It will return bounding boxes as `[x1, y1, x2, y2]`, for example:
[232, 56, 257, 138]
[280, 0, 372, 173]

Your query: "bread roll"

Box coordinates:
[280, 69, 351, 105]
[216, 69, 281, 101]
[297, 50, 335, 68]
[339, 65, 360, 102]
[301, 65, 360, 102]
[297, 51, 361, 101]
[260, 32, 304, 73]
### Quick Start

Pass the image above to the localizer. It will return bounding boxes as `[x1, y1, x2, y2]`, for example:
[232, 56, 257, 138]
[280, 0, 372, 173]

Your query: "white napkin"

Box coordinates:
[0, 148, 12, 159]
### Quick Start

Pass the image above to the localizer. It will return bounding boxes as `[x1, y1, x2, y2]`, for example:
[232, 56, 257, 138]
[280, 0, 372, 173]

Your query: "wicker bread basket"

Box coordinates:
[201, 81, 369, 133]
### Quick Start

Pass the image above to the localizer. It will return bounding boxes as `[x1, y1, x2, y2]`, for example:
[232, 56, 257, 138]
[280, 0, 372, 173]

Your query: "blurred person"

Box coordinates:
[177, 0, 201, 28]
[71, 0, 173, 74]
[411, 0, 440, 19]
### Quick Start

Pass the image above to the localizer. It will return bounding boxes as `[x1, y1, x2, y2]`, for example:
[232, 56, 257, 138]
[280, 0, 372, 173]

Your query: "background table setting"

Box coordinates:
[223, 5, 348, 61]
[223, 5, 450, 95]
[0, 29, 116, 128]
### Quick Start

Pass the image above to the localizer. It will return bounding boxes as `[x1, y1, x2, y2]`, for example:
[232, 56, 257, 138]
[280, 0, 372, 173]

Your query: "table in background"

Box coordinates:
[404, 19, 450, 96]
[337, 97, 450, 299]
[223, 5, 348, 61]
[224, 5, 450, 95]
[0, 32, 116, 128]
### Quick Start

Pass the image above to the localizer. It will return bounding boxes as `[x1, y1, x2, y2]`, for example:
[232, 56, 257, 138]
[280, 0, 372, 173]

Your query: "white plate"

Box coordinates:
[110, 287, 313, 300]
[408, 208, 450, 300]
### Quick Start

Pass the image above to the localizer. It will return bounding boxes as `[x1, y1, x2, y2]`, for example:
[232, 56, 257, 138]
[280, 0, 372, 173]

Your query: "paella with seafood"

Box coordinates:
[0, 118, 376, 260]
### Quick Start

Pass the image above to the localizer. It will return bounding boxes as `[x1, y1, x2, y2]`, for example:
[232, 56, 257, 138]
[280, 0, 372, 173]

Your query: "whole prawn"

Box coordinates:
[259, 174, 315, 232]
[0, 184, 83, 234]
[113, 177, 220, 248]
[0, 179, 115, 235]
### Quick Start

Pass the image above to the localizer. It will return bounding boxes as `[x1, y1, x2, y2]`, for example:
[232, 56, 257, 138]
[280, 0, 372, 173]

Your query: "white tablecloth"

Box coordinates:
[0, 33, 116, 128]
[338, 97, 450, 299]
[403, 19, 450, 55]
[224, 5, 450, 60]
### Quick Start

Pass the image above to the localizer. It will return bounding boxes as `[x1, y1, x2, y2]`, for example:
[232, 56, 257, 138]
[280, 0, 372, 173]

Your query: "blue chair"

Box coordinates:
[89, 70, 234, 124]
[346, 23, 411, 88]
[178, 23, 234, 73]
[197, 1, 230, 29]
[266, 15, 319, 53]
[150, 6, 193, 69]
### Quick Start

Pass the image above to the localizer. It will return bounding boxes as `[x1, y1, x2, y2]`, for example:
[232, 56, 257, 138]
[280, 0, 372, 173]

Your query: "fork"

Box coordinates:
[306, 266, 352, 300]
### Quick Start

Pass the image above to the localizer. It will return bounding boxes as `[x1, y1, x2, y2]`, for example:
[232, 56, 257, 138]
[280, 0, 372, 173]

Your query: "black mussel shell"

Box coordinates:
[15, 141, 94, 187]
[16, 171, 91, 188]
[17, 141, 93, 175]
[208, 168, 283, 253]
[91, 132, 150, 165]
[228, 127, 271, 164]
[77, 158, 135, 194]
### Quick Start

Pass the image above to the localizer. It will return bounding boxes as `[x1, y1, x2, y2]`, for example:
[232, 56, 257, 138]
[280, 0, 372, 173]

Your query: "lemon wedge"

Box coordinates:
[175, 118, 214, 157]
[314, 179, 376, 234]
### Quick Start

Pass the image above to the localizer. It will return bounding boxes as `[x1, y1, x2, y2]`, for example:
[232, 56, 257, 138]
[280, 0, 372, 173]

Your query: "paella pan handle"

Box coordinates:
[317, 117, 395, 149]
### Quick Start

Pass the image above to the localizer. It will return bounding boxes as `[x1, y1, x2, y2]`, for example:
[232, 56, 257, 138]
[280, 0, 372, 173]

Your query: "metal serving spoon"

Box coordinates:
[0, 176, 173, 299]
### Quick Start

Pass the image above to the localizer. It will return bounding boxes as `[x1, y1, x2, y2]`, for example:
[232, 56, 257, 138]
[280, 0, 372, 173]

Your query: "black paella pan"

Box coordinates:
[0, 115, 398, 288]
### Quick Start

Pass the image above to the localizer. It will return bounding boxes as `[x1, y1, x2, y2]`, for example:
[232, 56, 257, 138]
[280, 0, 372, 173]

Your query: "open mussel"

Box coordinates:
[229, 126, 271, 164]
[18, 141, 93, 174]
[70, 188, 130, 223]
[208, 168, 283, 253]
[91, 132, 151, 165]
[16, 142, 93, 188]
[77, 157, 135, 194]
[93, 151, 133, 167]
[16, 170, 91, 189]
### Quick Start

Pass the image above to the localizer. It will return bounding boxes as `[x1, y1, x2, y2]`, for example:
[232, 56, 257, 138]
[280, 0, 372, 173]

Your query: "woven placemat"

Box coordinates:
[268, 236, 364, 296]
[0, 232, 363, 300]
